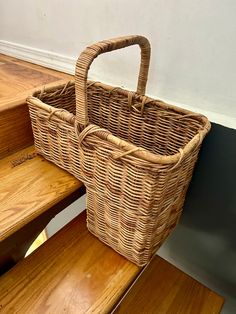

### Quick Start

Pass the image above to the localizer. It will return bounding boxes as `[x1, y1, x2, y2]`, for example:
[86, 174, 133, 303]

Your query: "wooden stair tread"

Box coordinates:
[0, 54, 71, 108]
[0, 211, 141, 314]
[114, 256, 224, 314]
[0, 54, 80, 272]
[0, 145, 82, 242]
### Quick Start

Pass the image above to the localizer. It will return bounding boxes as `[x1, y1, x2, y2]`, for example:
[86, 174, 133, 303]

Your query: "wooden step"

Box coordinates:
[0, 211, 224, 314]
[0, 211, 141, 313]
[0, 54, 71, 104]
[0, 145, 83, 242]
[0, 55, 78, 272]
[114, 256, 224, 314]
[0, 145, 84, 273]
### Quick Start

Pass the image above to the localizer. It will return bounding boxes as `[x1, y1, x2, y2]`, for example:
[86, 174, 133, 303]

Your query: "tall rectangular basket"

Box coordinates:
[27, 35, 210, 266]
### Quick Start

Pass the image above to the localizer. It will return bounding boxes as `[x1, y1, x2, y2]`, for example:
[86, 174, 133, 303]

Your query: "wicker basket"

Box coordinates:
[27, 35, 210, 266]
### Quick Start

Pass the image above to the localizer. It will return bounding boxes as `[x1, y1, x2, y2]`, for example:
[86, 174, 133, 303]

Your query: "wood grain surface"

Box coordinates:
[0, 188, 84, 275]
[0, 145, 82, 242]
[0, 59, 56, 98]
[0, 103, 33, 158]
[0, 211, 141, 314]
[0, 54, 71, 101]
[0, 54, 81, 273]
[114, 256, 224, 314]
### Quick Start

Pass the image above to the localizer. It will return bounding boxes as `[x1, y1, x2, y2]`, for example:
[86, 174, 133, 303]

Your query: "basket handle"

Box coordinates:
[75, 35, 151, 127]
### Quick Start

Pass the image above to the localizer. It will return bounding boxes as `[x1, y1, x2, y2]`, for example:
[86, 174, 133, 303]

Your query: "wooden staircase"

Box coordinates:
[0, 212, 141, 313]
[0, 55, 224, 313]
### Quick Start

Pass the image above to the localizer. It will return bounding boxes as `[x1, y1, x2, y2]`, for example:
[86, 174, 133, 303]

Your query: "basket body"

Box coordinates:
[28, 81, 209, 266]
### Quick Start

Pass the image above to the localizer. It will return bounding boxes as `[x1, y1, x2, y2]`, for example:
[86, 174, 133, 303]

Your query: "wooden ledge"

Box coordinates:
[114, 256, 224, 313]
[0, 54, 71, 111]
[0, 54, 81, 273]
[0, 146, 83, 242]
[0, 211, 141, 313]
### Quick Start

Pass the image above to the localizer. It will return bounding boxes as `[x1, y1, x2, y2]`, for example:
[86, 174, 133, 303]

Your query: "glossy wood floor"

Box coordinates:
[0, 212, 141, 314]
[114, 256, 224, 313]
[0, 145, 82, 242]
[0, 54, 71, 106]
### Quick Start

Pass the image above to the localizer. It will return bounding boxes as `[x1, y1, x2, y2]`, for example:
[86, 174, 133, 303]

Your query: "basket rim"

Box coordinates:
[27, 80, 211, 165]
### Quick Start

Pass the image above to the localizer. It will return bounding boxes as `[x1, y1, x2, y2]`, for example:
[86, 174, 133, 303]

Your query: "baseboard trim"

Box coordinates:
[0, 40, 235, 129]
[0, 40, 75, 74]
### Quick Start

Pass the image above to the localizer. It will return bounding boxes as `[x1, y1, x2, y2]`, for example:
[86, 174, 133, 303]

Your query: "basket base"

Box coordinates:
[86, 221, 159, 267]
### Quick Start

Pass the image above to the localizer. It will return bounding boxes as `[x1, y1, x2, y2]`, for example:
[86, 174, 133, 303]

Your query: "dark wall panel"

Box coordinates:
[158, 123, 236, 313]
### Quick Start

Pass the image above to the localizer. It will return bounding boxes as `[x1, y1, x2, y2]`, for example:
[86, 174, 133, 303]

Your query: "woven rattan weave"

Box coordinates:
[27, 35, 210, 265]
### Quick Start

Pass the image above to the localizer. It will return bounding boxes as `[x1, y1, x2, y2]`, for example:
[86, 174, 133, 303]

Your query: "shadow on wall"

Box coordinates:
[158, 123, 236, 302]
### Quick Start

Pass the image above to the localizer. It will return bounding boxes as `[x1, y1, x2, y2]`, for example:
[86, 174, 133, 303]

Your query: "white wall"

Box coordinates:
[1, 0, 236, 128]
[46, 195, 86, 237]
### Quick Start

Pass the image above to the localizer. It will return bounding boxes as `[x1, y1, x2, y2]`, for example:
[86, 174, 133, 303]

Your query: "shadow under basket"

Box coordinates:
[27, 35, 210, 266]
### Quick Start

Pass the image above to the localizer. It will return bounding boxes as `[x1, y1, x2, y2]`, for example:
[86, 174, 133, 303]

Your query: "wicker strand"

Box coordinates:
[179, 113, 203, 119]
[169, 148, 184, 171]
[141, 96, 148, 115]
[59, 81, 71, 95]
[109, 87, 122, 96]
[74, 121, 81, 139]
[112, 147, 142, 159]
[128, 91, 135, 110]
[38, 86, 45, 100]
[48, 108, 66, 121]
[87, 81, 100, 88]
[77, 124, 111, 148]
[198, 132, 204, 145]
